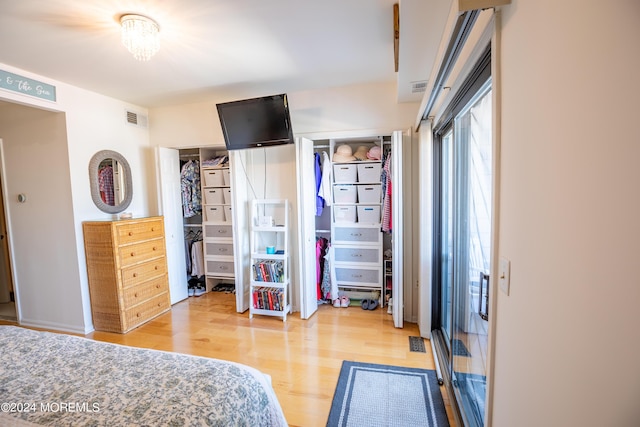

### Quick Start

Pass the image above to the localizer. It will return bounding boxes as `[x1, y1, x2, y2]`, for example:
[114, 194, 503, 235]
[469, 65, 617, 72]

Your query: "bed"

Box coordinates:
[0, 326, 287, 426]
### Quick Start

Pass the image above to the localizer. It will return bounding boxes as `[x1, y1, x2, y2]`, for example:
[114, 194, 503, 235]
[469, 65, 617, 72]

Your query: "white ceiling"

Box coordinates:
[0, 0, 450, 108]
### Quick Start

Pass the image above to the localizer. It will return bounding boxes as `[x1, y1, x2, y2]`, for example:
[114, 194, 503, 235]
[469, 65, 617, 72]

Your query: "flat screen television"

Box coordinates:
[216, 94, 294, 150]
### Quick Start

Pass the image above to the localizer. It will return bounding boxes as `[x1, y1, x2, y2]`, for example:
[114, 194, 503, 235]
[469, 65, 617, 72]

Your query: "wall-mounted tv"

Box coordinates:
[216, 93, 294, 150]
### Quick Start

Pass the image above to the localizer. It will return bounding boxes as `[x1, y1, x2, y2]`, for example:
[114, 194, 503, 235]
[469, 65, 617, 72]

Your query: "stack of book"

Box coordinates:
[252, 259, 284, 283]
[252, 287, 284, 311]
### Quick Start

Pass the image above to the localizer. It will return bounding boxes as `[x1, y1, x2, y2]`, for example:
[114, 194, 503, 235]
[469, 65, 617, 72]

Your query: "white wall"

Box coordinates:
[492, 1, 640, 425]
[149, 81, 420, 314]
[0, 63, 154, 333]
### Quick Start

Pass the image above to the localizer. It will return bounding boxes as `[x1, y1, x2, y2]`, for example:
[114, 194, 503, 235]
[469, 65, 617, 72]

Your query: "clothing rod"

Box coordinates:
[183, 224, 202, 227]
[316, 229, 331, 233]
[180, 154, 200, 158]
[314, 145, 330, 149]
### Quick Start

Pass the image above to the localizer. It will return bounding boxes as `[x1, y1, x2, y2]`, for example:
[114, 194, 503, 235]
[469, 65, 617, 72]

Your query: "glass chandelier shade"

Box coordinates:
[120, 14, 160, 61]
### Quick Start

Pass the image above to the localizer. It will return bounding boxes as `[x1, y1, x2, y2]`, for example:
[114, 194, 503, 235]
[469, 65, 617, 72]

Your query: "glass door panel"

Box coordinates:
[440, 131, 454, 351]
[451, 84, 492, 427]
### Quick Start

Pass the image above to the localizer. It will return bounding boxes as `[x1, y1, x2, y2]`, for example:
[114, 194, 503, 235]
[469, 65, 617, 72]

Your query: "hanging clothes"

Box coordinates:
[381, 151, 392, 233]
[191, 239, 204, 277]
[320, 241, 332, 300]
[319, 151, 332, 207]
[98, 165, 114, 205]
[181, 160, 201, 218]
[315, 152, 324, 216]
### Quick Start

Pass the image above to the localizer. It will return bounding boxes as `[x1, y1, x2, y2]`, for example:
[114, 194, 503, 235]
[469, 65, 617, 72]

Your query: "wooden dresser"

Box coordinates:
[83, 216, 171, 333]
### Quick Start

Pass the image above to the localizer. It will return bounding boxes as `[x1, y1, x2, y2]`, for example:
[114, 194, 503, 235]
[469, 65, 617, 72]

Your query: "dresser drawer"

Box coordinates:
[116, 220, 163, 245]
[205, 259, 235, 277]
[333, 225, 381, 245]
[204, 224, 233, 239]
[121, 258, 167, 287]
[122, 275, 168, 308]
[119, 238, 166, 268]
[334, 246, 381, 264]
[204, 241, 234, 258]
[124, 292, 170, 330]
[335, 266, 381, 285]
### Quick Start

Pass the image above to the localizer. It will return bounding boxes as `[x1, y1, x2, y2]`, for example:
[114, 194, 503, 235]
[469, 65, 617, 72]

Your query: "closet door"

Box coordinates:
[155, 147, 188, 304]
[391, 130, 407, 328]
[295, 137, 319, 319]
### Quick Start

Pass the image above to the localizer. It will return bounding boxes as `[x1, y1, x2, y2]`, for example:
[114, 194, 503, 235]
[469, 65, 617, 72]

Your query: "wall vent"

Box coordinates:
[411, 80, 428, 93]
[125, 110, 148, 128]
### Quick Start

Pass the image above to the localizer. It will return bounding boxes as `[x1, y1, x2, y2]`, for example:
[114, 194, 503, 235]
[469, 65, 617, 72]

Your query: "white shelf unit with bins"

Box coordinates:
[249, 199, 291, 321]
[200, 149, 235, 287]
[330, 137, 384, 306]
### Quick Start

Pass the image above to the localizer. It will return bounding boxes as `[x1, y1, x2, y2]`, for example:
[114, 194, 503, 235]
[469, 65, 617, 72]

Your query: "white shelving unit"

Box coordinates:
[330, 137, 384, 306]
[249, 199, 291, 321]
[200, 150, 235, 289]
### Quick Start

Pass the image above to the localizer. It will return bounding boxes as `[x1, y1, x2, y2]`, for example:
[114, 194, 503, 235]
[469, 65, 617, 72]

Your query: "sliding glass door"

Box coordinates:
[433, 78, 492, 427]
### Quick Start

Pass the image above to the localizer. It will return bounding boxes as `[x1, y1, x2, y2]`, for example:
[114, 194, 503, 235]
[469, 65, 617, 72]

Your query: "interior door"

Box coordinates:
[155, 147, 188, 304]
[228, 150, 249, 312]
[391, 130, 407, 328]
[295, 137, 319, 319]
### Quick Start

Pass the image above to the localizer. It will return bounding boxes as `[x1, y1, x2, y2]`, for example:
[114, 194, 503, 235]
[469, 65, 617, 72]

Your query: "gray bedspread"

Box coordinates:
[0, 326, 287, 426]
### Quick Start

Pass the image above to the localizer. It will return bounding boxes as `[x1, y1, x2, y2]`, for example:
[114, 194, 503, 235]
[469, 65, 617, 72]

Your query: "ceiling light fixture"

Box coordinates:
[120, 14, 160, 61]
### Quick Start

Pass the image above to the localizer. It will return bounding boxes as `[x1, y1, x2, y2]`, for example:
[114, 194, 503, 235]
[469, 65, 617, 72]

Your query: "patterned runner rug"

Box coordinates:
[327, 361, 449, 427]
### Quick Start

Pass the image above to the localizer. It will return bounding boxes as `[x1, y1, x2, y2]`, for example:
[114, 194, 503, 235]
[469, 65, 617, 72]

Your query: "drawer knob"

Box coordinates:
[155, 266, 159, 270]
[136, 313, 141, 317]
[153, 247, 157, 251]
[156, 284, 160, 288]
[130, 252, 135, 257]
[128, 232, 133, 236]
[132, 273, 138, 278]
[352, 254, 362, 257]
[353, 274, 363, 278]
[134, 293, 138, 298]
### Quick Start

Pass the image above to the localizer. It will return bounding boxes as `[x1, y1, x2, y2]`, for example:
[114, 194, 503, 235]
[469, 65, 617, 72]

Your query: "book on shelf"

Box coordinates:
[252, 260, 284, 283]
[252, 287, 284, 311]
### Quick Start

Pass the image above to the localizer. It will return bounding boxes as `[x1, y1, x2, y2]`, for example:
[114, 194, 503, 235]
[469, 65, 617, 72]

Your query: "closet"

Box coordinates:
[296, 131, 408, 327]
[179, 147, 235, 297]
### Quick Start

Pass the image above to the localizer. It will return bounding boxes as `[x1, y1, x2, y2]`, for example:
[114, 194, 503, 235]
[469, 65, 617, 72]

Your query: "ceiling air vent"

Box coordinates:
[125, 110, 148, 128]
[411, 80, 428, 93]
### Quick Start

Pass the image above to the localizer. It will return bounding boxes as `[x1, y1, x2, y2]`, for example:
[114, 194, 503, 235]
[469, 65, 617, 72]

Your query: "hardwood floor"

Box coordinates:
[4, 291, 456, 426]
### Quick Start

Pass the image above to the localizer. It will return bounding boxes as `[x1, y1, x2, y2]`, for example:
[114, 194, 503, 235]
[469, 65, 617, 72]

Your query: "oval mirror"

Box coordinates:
[88, 150, 133, 214]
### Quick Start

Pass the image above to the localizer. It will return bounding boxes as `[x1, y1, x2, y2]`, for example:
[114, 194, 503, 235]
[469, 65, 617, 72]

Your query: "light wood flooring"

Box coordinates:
[3, 291, 456, 426]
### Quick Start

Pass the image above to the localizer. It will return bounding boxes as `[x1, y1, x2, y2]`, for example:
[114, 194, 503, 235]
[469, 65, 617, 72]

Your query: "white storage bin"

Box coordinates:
[357, 184, 381, 204]
[222, 169, 231, 186]
[333, 164, 357, 183]
[334, 206, 357, 223]
[203, 169, 224, 186]
[357, 163, 381, 183]
[204, 206, 224, 222]
[224, 205, 233, 222]
[357, 205, 381, 224]
[333, 185, 357, 203]
[203, 188, 224, 204]
[223, 188, 232, 204]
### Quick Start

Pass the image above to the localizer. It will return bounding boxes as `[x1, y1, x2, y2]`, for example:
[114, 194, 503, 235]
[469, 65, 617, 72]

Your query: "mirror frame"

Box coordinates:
[88, 150, 133, 214]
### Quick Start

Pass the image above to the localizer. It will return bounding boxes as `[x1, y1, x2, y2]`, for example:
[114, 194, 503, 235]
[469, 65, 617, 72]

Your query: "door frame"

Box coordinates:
[0, 138, 18, 318]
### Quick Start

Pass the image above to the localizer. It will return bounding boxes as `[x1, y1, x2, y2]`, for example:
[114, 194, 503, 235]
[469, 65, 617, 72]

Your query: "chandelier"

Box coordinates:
[120, 14, 160, 61]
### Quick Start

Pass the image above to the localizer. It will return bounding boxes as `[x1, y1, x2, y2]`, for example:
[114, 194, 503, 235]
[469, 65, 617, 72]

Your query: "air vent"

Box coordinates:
[125, 110, 148, 128]
[411, 80, 428, 93]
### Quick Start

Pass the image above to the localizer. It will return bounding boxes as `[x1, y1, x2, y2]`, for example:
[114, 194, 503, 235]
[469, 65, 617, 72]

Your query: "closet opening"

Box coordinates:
[179, 148, 237, 299]
[296, 131, 408, 326]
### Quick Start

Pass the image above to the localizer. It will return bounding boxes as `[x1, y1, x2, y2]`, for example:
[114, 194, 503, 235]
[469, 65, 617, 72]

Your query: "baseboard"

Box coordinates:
[18, 318, 91, 335]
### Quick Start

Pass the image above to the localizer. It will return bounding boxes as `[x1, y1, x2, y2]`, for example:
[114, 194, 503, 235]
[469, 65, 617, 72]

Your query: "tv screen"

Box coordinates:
[216, 94, 294, 150]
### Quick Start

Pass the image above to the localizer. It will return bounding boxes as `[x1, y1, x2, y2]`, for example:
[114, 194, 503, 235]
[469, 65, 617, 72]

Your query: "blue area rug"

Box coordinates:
[327, 361, 449, 427]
